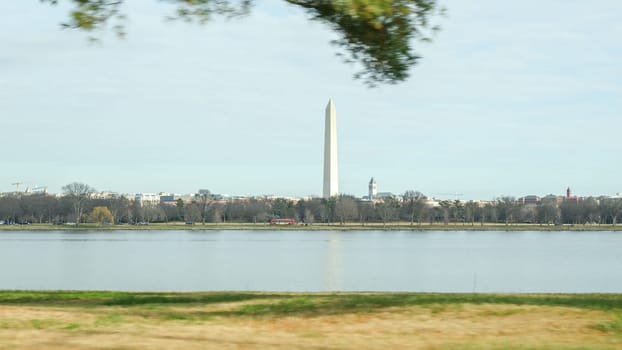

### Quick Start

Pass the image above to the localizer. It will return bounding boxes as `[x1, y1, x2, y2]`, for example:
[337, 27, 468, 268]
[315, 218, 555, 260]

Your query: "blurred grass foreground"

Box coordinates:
[1, 291, 622, 349]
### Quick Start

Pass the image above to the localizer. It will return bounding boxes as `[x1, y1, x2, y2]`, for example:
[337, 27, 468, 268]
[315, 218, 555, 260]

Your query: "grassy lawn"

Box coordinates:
[1, 291, 621, 349]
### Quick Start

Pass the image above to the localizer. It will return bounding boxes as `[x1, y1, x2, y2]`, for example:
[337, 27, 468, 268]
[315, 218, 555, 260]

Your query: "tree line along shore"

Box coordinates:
[2, 183, 622, 227]
[2, 222, 622, 231]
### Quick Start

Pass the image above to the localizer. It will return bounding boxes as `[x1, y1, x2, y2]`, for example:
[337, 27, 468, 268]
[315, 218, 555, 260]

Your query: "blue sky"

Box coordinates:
[1, 0, 621, 199]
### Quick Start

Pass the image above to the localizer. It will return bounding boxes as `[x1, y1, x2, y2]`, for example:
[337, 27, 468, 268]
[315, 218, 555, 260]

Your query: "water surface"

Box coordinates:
[1, 230, 620, 292]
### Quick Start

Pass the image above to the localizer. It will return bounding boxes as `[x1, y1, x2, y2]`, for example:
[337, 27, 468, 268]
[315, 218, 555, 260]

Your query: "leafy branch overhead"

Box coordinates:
[42, 0, 443, 86]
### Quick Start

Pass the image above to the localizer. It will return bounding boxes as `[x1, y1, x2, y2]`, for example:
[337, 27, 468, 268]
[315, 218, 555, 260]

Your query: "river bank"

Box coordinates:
[2, 222, 622, 231]
[1, 291, 620, 349]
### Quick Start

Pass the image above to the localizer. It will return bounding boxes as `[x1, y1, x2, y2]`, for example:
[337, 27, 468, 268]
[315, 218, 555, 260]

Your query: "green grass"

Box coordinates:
[94, 313, 125, 326]
[233, 296, 318, 316]
[63, 322, 80, 330]
[2, 291, 622, 317]
[479, 308, 524, 317]
[219, 293, 622, 317]
[590, 315, 622, 335]
[30, 319, 60, 329]
[0, 291, 280, 307]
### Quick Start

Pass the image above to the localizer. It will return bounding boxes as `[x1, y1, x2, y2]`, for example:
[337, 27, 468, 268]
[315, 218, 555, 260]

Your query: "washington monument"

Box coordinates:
[323, 98, 338, 198]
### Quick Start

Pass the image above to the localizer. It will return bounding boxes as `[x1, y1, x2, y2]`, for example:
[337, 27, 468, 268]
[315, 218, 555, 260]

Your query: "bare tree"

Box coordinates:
[580, 197, 599, 224]
[195, 189, 213, 225]
[600, 198, 622, 226]
[464, 201, 479, 226]
[402, 190, 427, 226]
[62, 182, 95, 225]
[496, 197, 518, 225]
[438, 200, 452, 225]
[537, 198, 559, 225]
[376, 197, 400, 227]
[296, 198, 322, 224]
[104, 196, 130, 224]
[357, 201, 376, 226]
[560, 200, 581, 225]
[184, 203, 202, 224]
[303, 209, 315, 225]
[335, 195, 359, 225]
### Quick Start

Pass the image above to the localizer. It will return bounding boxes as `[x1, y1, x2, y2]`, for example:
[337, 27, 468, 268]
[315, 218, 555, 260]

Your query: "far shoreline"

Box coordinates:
[1, 222, 622, 232]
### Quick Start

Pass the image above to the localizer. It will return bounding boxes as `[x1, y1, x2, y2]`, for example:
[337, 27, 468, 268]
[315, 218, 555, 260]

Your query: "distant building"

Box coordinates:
[518, 195, 540, 206]
[565, 187, 580, 203]
[135, 193, 160, 207]
[473, 200, 493, 207]
[368, 177, 377, 200]
[426, 199, 440, 207]
[541, 194, 563, 205]
[29, 186, 48, 195]
[159, 195, 176, 205]
[91, 191, 119, 200]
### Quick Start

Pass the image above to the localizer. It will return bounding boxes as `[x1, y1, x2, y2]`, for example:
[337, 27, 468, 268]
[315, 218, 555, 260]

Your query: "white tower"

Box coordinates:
[368, 177, 377, 200]
[323, 99, 339, 198]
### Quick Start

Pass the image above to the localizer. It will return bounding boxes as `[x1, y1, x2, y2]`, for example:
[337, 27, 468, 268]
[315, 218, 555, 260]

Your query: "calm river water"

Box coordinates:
[1, 230, 621, 292]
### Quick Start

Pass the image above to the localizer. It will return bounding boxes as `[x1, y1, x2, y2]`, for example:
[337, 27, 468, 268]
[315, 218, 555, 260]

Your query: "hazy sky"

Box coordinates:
[1, 1, 621, 199]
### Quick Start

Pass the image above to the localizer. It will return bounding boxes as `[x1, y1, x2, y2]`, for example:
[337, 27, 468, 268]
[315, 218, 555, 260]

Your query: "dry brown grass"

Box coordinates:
[1, 299, 621, 350]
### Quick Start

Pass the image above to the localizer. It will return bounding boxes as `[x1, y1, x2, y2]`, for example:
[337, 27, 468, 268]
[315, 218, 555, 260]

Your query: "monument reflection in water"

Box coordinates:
[324, 231, 343, 291]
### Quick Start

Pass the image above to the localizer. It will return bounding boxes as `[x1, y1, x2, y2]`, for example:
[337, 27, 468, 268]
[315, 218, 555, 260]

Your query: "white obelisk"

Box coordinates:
[323, 98, 339, 198]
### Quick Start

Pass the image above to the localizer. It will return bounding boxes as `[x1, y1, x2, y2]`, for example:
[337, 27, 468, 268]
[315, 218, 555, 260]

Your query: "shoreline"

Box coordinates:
[1, 222, 622, 231]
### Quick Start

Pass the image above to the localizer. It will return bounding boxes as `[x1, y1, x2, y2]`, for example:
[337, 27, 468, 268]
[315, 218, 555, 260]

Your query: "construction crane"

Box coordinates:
[11, 182, 23, 192]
